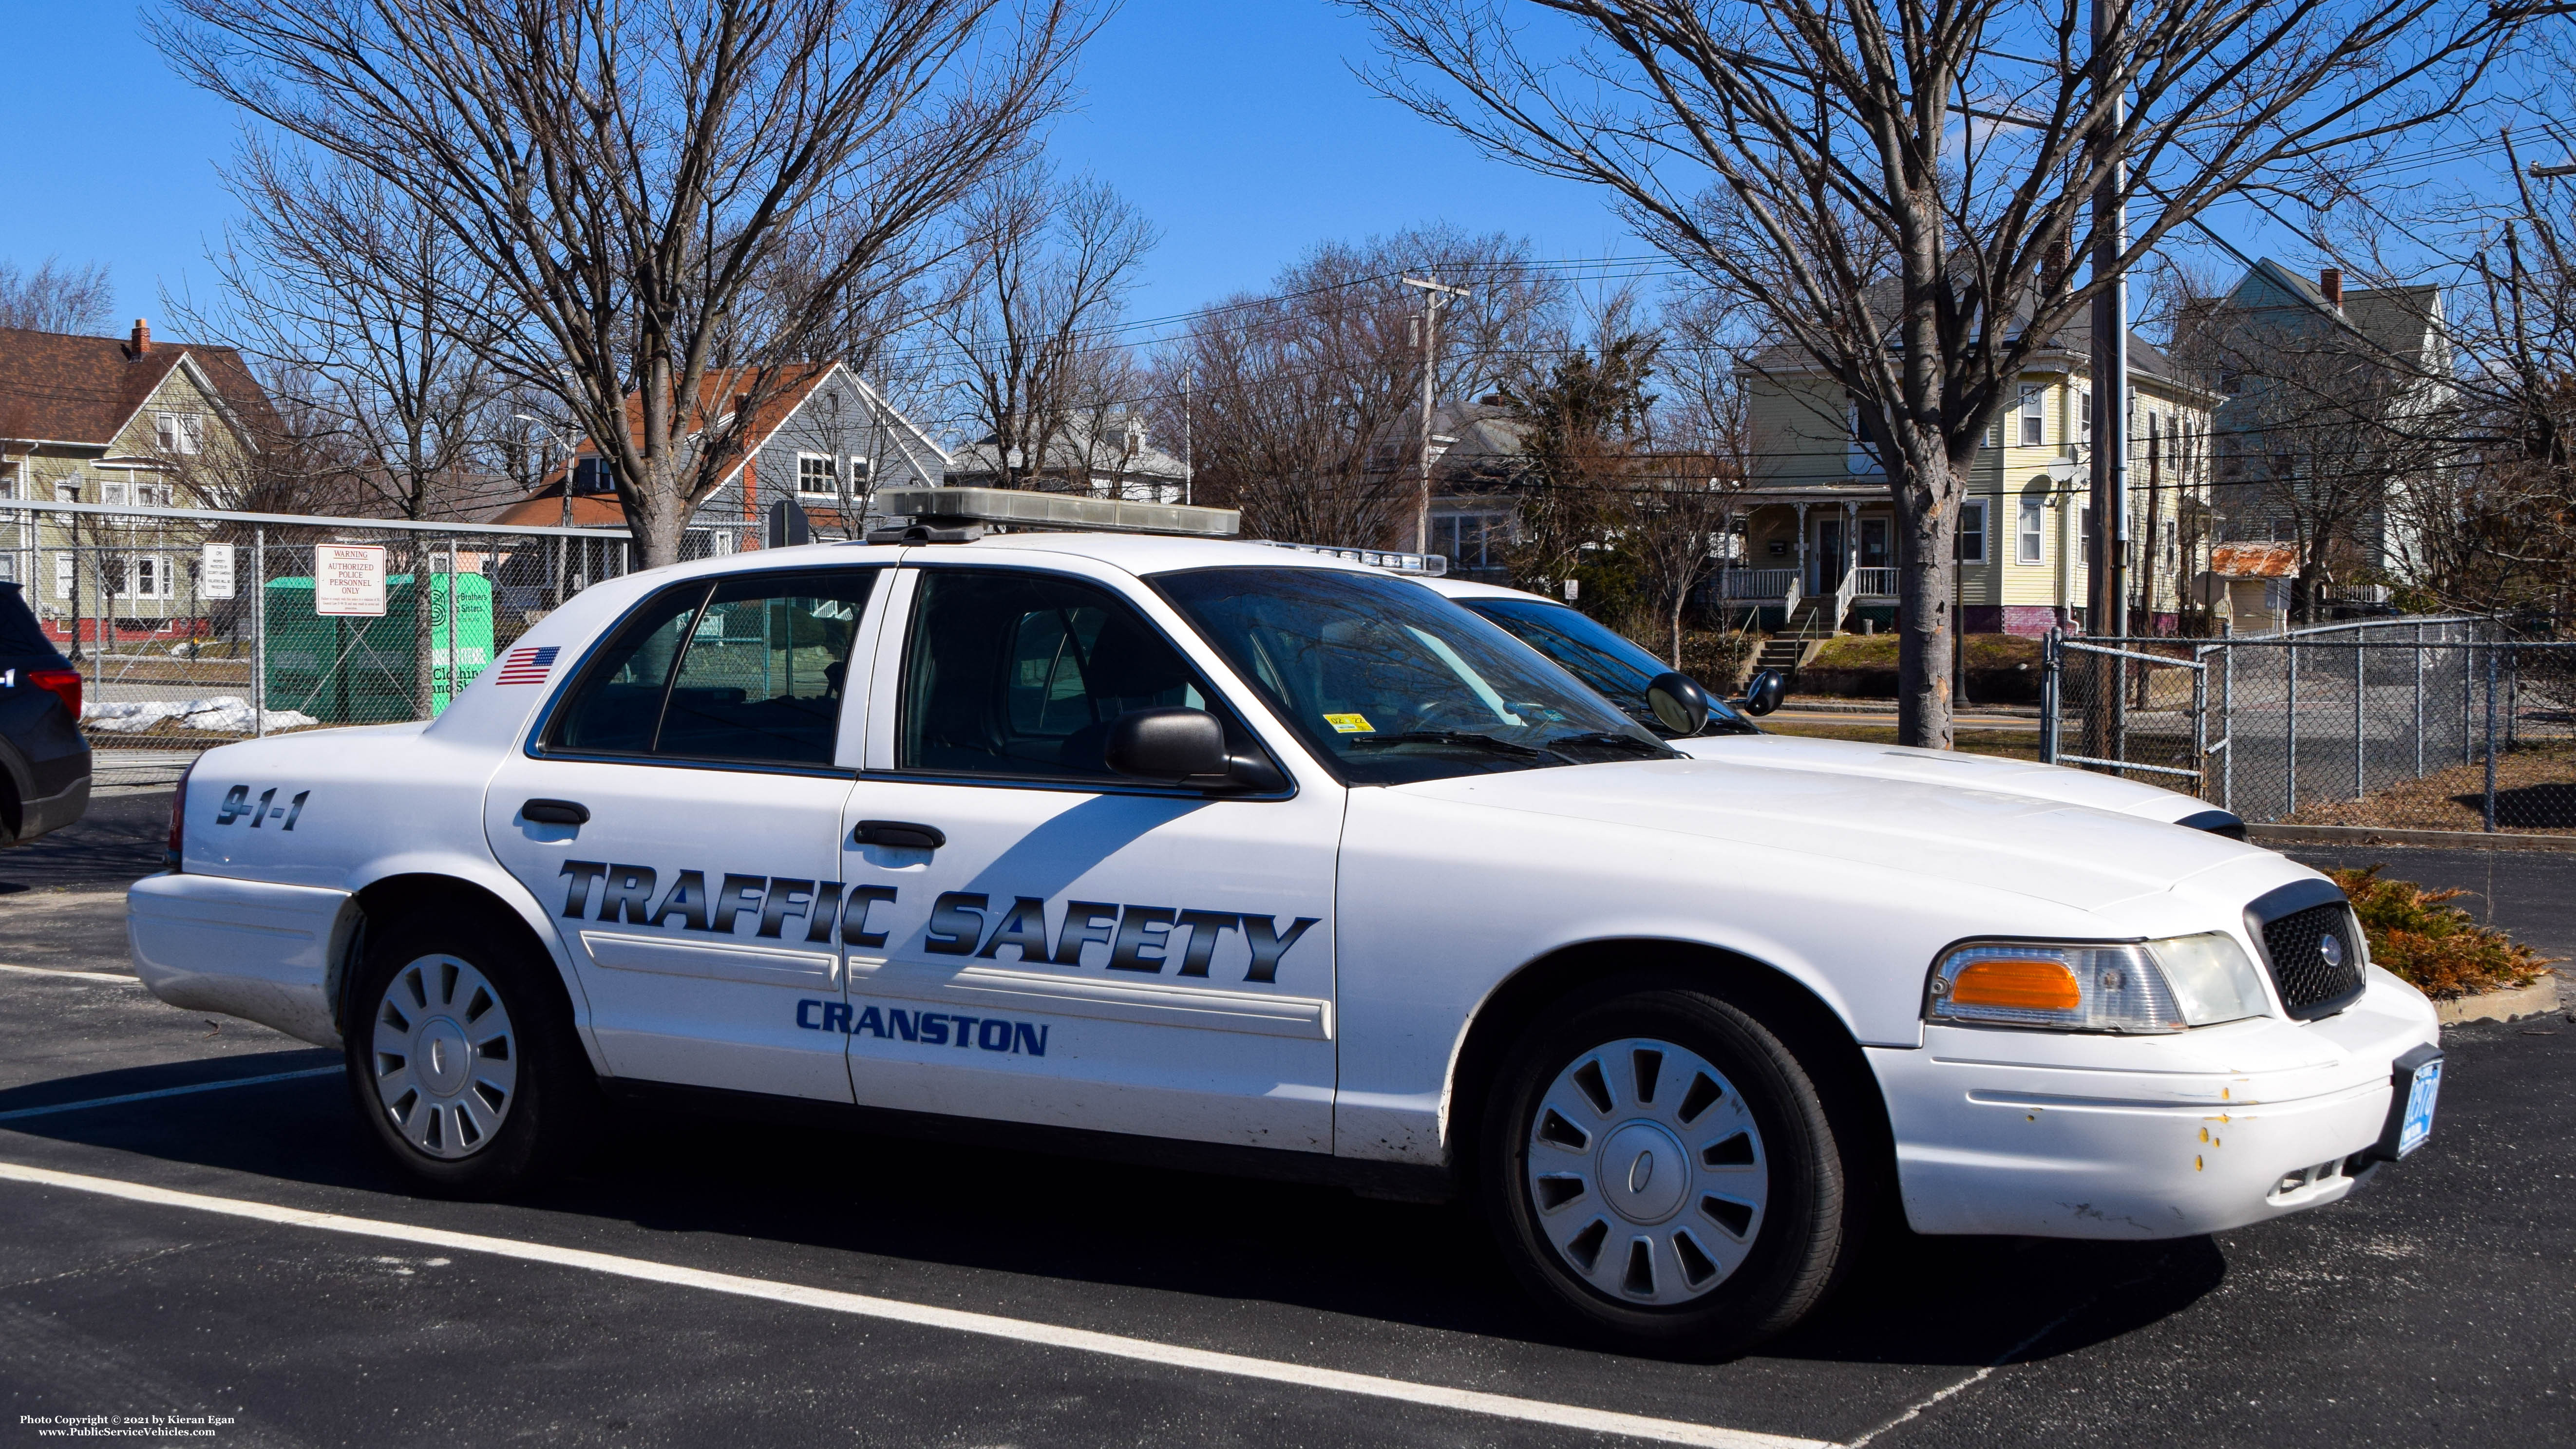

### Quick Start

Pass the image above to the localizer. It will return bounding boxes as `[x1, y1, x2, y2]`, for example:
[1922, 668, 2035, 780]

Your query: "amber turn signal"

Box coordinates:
[1947, 958, 2082, 1011]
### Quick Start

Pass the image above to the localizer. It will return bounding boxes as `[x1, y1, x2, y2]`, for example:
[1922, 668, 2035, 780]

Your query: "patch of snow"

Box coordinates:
[81, 696, 322, 734]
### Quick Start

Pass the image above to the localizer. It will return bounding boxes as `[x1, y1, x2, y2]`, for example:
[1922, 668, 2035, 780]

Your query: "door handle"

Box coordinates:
[852, 820, 945, 850]
[522, 799, 590, 826]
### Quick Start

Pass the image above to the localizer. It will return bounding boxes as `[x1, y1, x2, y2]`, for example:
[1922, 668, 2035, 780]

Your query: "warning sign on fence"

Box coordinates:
[201, 543, 235, 600]
[315, 545, 388, 617]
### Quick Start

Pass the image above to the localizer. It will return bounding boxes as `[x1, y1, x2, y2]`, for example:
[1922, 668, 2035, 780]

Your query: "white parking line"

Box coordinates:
[0, 961, 141, 985]
[0, 1160, 1828, 1449]
[0, 1068, 341, 1122]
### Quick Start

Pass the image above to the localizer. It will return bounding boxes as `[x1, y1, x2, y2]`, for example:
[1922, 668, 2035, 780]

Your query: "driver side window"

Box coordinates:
[900, 569, 1217, 782]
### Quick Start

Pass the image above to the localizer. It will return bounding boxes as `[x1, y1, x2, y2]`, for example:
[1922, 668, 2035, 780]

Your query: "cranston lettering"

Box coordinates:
[796, 999, 1049, 1056]
[556, 861, 1317, 983]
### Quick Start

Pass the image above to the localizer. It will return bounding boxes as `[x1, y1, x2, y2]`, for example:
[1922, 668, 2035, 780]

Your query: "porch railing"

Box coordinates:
[1851, 566, 1899, 597]
[1717, 567, 1799, 600]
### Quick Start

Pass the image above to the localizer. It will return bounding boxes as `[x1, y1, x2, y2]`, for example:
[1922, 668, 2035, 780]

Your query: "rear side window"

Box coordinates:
[547, 568, 878, 767]
[898, 568, 1221, 782]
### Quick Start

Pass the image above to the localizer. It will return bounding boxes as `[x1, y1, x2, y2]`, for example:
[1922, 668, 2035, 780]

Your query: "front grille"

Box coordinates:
[2259, 901, 2366, 1018]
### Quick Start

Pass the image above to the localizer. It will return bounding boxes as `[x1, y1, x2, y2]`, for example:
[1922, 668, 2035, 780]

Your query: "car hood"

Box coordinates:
[1672, 732, 2208, 823]
[1392, 754, 2256, 913]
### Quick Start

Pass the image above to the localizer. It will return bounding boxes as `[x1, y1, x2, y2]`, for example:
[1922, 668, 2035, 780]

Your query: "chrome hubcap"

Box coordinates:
[371, 954, 517, 1160]
[1526, 1036, 1768, 1306]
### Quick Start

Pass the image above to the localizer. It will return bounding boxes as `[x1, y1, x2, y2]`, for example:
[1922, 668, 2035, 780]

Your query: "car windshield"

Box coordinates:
[1154, 566, 1676, 785]
[1459, 596, 1758, 737]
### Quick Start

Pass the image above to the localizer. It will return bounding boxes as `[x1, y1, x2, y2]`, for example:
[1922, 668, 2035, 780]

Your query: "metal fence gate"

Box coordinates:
[2043, 618, 2576, 836]
[1, 497, 755, 788]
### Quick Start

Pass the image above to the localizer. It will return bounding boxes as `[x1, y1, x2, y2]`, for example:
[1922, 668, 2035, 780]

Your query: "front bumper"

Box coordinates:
[1870, 966, 2439, 1238]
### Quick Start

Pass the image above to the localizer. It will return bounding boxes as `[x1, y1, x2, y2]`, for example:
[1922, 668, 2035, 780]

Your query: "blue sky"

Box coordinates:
[0, 0, 1629, 340]
[0, 0, 2519, 346]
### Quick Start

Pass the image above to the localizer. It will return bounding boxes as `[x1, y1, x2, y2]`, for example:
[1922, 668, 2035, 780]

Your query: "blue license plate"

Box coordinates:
[2395, 1057, 2441, 1158]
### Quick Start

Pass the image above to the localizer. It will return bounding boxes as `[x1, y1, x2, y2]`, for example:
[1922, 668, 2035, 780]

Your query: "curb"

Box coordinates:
[2435, 975, 2563, 1025]
[2250, 823, 2576, 853]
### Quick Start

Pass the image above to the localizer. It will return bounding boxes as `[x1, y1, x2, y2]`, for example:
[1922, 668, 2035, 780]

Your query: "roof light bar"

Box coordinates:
[873, 486, 1240, 537]
[1253, 541, 1448, 576]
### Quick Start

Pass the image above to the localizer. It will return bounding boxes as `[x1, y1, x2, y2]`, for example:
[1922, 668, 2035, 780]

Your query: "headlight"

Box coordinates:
[2145, 932, 2272, 1026]
[1927, 933, 2271, 1033]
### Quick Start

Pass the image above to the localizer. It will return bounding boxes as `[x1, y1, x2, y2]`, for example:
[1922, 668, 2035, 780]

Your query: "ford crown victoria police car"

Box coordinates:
[130, 527, 2441, 1357]
[1422, 574, 2246, 836]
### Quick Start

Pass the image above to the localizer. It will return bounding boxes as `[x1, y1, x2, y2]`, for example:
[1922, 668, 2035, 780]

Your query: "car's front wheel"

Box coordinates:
[1482, 983, 1863, 1358]
[346, 908, 594, 1196]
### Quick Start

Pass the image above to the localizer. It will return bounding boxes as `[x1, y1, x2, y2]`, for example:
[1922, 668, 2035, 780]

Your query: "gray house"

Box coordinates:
[2175, 259, 2453, 606]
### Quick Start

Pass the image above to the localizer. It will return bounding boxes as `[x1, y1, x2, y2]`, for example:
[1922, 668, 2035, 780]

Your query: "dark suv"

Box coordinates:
[0, 582, 90, 846]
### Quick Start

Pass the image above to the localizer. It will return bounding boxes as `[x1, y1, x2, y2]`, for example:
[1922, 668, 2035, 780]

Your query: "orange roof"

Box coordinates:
[2209, 543, 2300, 579]
[486, 492, 629, 529]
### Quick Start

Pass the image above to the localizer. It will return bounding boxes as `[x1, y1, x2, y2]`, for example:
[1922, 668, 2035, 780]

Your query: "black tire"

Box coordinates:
[1480, 982, 1863, 1358]
[345, 906, 597, 1197]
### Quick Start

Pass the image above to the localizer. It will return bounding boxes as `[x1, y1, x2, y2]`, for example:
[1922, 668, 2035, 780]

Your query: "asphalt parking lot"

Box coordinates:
[3, 794, 2570, 1448]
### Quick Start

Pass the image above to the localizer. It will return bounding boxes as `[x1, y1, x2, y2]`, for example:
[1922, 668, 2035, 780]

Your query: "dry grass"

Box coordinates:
[1809, 633, 2044, 671]
[2284, 739, 2576, 836]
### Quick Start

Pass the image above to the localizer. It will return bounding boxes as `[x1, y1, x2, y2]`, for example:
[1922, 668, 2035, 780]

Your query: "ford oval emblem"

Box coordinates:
[2319, 933, 2346, 969]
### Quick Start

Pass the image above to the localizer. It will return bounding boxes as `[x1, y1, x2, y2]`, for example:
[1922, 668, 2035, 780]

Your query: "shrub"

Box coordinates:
[2327, 866, 2554, 999]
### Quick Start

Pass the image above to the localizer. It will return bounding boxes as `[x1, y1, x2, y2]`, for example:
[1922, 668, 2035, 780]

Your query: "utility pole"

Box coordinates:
[1402, 275, 1471, 554]
[2086, 0, 2128, 644]
[1179, 363, 1194, 507]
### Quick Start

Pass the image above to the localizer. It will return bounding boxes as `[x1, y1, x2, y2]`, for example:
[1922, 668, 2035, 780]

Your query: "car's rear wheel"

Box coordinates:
[1482, 984, 1861, 1358]
[346, 909, 594, 1196]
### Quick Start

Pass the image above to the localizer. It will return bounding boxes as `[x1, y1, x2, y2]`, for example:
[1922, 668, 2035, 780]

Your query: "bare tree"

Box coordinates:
[1629, 290, 1757, 663]
[939, 165, 1156, 489]
[2386, 153, 2576, 620]
[1627, 472, 1741, 666]
[157, 0, 1090, 568]
[1155, 226, 1565, 545]
[176, 142, 497, 526]
[1348, 0, 2515, 747]
[0, 257, 114, 335]
[170, 140, 512, 711]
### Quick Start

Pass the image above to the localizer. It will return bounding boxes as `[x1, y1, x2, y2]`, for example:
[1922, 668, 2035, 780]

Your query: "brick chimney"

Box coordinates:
[130, 318, 151, 355]
[2318, 269, 2343, 308]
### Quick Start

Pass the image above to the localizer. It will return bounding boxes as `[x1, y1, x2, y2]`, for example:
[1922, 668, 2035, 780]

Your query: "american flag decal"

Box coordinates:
[494, 646, 559, 685]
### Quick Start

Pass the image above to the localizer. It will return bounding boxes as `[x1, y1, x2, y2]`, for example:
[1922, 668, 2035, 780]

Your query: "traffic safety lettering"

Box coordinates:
[556, 861, 1316, 983]
[796, 999, 1048, 1056]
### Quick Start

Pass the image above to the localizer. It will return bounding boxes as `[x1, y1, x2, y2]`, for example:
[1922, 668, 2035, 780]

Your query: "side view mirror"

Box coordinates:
[1644, 671, 1711, 735]
[1735, 669, 1786, 717]
[1104, 707, 1285, 791]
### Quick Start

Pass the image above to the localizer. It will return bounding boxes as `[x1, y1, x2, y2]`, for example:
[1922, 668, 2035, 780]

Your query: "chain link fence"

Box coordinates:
[1, 499, 760, 788]
[2044, 617, 2576, 837]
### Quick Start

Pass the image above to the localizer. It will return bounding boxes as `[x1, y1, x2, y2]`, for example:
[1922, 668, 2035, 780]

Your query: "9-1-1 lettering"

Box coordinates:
[215, 785, 309, 830]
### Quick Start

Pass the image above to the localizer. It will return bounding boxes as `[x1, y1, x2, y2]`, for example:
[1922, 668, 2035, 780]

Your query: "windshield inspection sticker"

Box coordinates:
[1323, 713, 1376, 733]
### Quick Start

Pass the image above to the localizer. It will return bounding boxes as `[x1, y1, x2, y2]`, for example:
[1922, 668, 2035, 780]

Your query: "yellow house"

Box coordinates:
[1724, 318, 2221, 638]
[0, 320, 273, 651]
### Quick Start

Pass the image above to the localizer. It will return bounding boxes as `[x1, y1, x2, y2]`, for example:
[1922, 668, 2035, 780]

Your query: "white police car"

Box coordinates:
[1421, 574, 2247, 836]
[130, 502, 2440, 1357]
